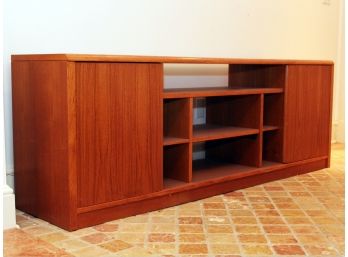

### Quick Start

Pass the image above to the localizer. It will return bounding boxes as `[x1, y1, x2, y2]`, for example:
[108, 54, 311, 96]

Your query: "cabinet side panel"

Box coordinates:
[283, 65, 333, 163]
[12, 61, 71, 229]
[76, 63, 163, 207]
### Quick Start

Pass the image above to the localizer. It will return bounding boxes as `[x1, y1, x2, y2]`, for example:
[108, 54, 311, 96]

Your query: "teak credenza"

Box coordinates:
[11, 54, 334, 231]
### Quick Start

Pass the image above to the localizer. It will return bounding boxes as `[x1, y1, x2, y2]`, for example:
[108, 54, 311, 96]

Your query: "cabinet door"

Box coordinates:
[76, 63, 163, 207]
[283, 65, 333, 163]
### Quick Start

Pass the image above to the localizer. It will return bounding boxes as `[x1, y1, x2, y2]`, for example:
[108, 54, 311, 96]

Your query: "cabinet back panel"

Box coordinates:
[76, 63, 163, 207]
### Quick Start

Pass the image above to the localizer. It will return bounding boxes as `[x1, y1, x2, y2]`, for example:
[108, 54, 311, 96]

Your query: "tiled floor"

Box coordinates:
[4, 144, 344, 257]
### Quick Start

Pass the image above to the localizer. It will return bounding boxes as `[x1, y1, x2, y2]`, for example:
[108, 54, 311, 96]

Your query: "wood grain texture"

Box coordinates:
[11, 54, 333, 65]
[283, 65, 333, 163]
[163, 87, 283, 99]
[263, 93, 284, 162]
[164, 143, 191, 183]
[229, 64, 287, 88]
[12, 60, 73, 230]
[76, 62, 163, 207]
[164, 98, 191, 141]
[192, 125, 259, 142]
[75, 157, 327, 229]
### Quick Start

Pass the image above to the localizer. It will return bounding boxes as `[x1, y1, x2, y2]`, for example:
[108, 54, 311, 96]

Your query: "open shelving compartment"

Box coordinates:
[192, 134, 261, 182]
[163, 63, 286, 188]
[262, 93, 284, 164]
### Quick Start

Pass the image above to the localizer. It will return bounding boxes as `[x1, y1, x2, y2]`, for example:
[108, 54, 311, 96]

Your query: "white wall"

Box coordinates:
[4, 0, 344, 190]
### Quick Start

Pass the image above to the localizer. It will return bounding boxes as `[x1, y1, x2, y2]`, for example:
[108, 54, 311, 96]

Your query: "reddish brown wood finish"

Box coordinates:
[164, 87, 283, 99]
[192, 125, 259, 142]
[11, 54, 333, 65]
[12, 61, 75, 230]
[263, 93, 284, 162]
[75, 157, 327, 229]
[229, 65, 286, 88]
[11, 54, 333, 231]
[283, 65, 333, 163]
[164, 98, 191, 142]
[164, 144, 191, 183]
[76, 63, 163, 207]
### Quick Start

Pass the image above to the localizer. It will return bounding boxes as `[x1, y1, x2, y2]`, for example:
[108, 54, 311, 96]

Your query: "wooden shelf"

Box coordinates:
[192, 159, 281, 182]
[163, 137, 189, 146]
[263, 125, 279, 132]
[163, 87, 283, 99]
[193, 124, 259, 142]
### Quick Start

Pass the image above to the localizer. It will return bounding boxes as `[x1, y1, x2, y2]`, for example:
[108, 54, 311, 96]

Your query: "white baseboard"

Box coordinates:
[3, 184, 17, 230]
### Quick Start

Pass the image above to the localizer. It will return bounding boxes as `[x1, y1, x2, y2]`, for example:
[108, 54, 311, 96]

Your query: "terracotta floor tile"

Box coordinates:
[259, 217, 285, 225]
[204, 216, 230, 224]
[254, 209, 280, 216]
[99, 239, 132, 252]
[273, 245, 305, 255]
[284, 217, 313, 224]
[147, 243, 176, 255]
[81, 232, 111, 244]
[4, 229, 73, 257]
[207, 233, 236, 243]
[114, 232, 146, 243]
[179, 244, 208, 254]
[204, 209, 228, 216]
[251, 203, 275, 209]
[242, 245, 273, 255]
[179, 233, 205, 242]
[203, 202, 226, 209]
[206, 224, 233, 233]
[23, 225, 56, 236]
[179, 217, 203, 224]
[178, 209, 201, 216]
[119, 223, 148, 232]
[210, 244, 240, 254]
[267, 234, 298, 244]
[263, 225, 291, 234]
[304, 245, 339, 256]
[291, 225, 320, 234]
[151, 216, 175, 223]
[279, 209, 306, 216]
[296, 234, 329, 244]
[148, 233, 175, 243]
[232, 217, 258, 224]
[93, 223, 119, 232]
[235, 225, 261, 234]
[238, 234, 267, 243]
[229, 210, 254, 216]
[38, 231, 69, 243]
[150, 223, 176, 232]
[53, 239, 89, 251]
[179, 225, 204, 233]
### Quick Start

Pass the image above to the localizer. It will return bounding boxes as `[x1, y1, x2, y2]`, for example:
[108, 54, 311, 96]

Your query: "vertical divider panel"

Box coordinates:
[258, 94, 264, 167]
[188, 97, 193, 182]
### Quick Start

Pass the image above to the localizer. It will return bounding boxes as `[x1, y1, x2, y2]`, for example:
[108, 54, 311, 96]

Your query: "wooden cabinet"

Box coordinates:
[11, 54, 333, 230]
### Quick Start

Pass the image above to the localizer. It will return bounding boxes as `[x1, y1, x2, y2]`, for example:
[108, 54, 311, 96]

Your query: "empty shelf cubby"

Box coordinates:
[163, 98, 191, 146]
[193, 95, 261, 142]
[192, 135, 261, 182]
[163, 143, 191, 188]
[228, 64, 286, 89]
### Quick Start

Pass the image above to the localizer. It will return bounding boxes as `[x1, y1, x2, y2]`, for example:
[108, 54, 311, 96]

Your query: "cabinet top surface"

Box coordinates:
[11, 54, 333, 65]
